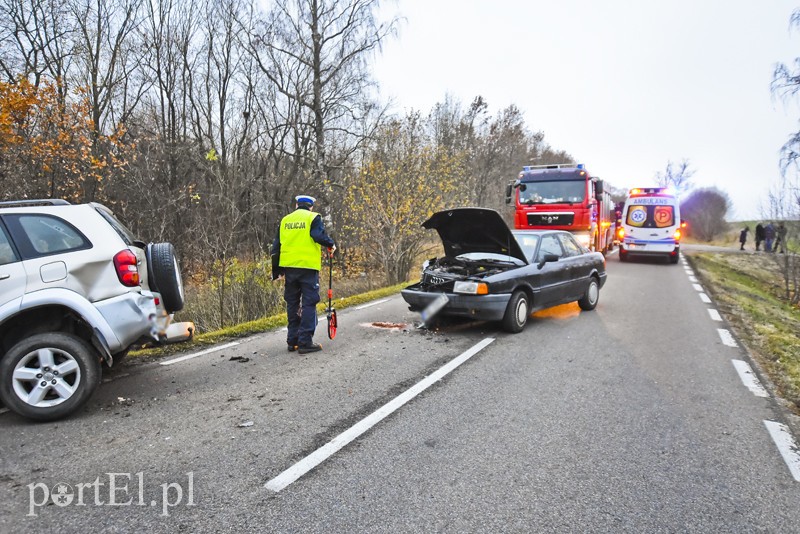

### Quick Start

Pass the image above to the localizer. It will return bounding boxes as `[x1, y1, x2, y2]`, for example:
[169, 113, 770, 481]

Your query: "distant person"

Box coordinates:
[739, 226, 749, 251]
[775, 222, 787, 254]
[764, 222, 776, 253]
[754, 223, 765, 251]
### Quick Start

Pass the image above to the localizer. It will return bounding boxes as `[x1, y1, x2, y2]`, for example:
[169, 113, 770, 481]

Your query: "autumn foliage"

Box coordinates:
[0, 78, 129, 203]
[341, 118, 469, 284]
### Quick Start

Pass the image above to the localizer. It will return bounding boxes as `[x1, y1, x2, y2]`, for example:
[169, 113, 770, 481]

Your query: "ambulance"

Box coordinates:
[617, 187, 681, 264]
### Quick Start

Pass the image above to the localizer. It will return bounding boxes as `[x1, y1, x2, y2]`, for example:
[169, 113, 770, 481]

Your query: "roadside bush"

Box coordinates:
[680, 188, 731, 241]
[176, 254, 402, 333]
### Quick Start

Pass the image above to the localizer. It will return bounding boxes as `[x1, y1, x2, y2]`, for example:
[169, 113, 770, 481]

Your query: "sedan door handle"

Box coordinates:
[0, 274, 9, 280]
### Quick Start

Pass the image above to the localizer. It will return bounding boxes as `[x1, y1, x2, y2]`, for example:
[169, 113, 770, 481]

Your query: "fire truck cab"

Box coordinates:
[506, 163, 614, 254]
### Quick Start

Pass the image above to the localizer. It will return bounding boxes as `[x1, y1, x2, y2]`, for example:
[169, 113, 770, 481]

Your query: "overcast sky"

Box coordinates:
[372, 0, 799, 220]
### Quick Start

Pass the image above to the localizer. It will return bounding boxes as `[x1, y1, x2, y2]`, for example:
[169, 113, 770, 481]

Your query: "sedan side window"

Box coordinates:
[559, 234, 583, 257]
[536, 235, 564, 263]
[0, 224, 19, 265]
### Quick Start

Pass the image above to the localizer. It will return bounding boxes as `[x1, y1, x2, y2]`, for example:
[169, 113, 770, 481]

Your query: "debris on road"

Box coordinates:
[229, 356, 250, 363]
[364, 322, 410, 332]
[237, 421, 254, 428]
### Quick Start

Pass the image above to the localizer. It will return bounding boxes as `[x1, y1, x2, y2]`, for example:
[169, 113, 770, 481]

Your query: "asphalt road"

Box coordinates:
[1, 250, 799, 533]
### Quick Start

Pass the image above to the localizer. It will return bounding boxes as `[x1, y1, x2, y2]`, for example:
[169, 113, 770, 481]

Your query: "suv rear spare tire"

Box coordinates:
[147, 242, 185, 312]
[0, 333, 102, 421]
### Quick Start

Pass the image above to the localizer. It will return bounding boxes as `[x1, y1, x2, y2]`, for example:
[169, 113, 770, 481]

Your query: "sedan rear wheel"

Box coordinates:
[0, 333, 101, 421]
[578, 277, 600, 311]
[502, 290, 529, 333]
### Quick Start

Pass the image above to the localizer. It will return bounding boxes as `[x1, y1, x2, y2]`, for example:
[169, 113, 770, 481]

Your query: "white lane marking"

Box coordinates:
[688, 276, 698, 283]
[708, 309, 722, 322]
[764, 421, 800, 482]
[355, 298, 391, 310]
[160, 342, 240, 366]
[607, 248, 618, 256]
[732, 360, 768, 397]
[692, 283, 703, 292]
[699, 293, 711, 303]
[265, 337, 496, 492]
[0, 408, 9, 415]
[717, 328, 738, 347]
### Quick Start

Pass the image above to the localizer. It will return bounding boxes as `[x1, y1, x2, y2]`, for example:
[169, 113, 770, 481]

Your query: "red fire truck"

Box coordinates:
[505, 163, 615, 253]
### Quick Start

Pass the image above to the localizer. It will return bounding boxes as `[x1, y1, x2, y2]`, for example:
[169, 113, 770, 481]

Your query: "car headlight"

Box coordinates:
[453, 281, 489, 295]
[575, 233, 591, 248]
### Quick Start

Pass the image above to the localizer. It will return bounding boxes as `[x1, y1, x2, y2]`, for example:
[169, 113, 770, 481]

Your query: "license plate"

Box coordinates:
[421, 294, 449, 323]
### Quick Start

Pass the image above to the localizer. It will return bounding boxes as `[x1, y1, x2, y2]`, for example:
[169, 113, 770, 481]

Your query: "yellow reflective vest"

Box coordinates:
[279, 209, 322, 270]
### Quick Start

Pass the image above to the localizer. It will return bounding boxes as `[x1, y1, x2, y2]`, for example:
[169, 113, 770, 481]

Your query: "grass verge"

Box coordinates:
[689, 253, 800, 412]
[131, 281, 410, 359]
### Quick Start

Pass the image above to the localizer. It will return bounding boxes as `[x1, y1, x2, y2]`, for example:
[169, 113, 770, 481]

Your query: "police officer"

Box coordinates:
[272, 195, 336, 354]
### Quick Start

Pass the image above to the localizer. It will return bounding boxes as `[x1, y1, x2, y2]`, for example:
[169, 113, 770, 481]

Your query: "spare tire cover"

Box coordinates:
[146, 242, 185, 313]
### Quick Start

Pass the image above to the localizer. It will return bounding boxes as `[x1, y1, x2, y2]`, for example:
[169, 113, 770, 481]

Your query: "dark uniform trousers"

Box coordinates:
[284, 267, 321, 346]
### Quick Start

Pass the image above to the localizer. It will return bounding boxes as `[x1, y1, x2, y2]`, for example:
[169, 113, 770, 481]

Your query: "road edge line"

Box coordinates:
[764, 420, 800, 482]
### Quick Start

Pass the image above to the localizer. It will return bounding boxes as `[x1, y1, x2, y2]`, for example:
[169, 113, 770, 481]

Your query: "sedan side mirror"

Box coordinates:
[537, 253, 559, 269]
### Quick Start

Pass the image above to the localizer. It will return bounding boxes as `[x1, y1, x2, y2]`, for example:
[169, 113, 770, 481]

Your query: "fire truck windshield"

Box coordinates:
[518, 180, 586, 205]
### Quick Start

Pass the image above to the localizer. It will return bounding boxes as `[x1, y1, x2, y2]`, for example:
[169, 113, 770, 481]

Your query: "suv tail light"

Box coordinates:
[113, 250, 140, 287]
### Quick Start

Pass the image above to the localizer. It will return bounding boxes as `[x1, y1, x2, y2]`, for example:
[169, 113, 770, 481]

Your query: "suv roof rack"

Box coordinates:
[0, 199, 71, 208]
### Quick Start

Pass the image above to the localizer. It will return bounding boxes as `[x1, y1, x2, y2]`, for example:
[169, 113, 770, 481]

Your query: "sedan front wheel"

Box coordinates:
[502, 290, 529, 333]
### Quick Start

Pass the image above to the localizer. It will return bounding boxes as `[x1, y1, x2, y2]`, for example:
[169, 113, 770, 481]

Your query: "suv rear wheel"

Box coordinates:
[0, 333, 102, 421]
[147, 243, 185, 313]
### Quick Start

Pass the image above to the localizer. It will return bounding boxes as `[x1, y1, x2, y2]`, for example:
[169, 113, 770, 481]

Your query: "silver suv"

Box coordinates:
[0, 199, 193, 421]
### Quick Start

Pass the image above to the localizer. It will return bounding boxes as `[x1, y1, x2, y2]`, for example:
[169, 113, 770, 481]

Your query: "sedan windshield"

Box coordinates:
[519, 180, 586, 205]
[512, 233, 540, 260]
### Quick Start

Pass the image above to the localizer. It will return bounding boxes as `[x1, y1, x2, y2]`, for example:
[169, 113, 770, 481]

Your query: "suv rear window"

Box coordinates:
[10, 215, 91, 256]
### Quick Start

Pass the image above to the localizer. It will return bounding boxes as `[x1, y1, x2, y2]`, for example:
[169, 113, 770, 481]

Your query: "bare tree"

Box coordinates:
[248, 0, 397, 182]
[655, 159, 695, 197]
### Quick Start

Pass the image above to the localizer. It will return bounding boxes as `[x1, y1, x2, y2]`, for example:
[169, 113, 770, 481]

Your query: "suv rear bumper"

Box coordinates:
[94, 290, 180, 351]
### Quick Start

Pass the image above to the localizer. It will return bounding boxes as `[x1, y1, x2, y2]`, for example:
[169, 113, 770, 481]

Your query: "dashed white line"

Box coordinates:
[764, 421, 800, 482]
[355, 298, 391, 310]
[732, 360, 769, 397]
[699, 293, 711, 303]
[708, 309, 722, 321]
[265, 337, 496, 492]
[688, 276, 698, 283]
[717, 328, 738, 347]
[160, 341, 240, 366]
[692, 283, 703, 292]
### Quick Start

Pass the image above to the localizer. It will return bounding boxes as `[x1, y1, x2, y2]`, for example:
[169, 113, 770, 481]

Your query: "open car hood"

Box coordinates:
[422, 208, 528, 264]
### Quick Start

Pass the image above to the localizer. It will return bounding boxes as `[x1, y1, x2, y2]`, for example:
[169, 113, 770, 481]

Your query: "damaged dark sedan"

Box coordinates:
[401, 208, 607, 333]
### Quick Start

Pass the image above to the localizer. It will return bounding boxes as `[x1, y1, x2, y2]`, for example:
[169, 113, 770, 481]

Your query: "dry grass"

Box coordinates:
[690, 252, 800, 412]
